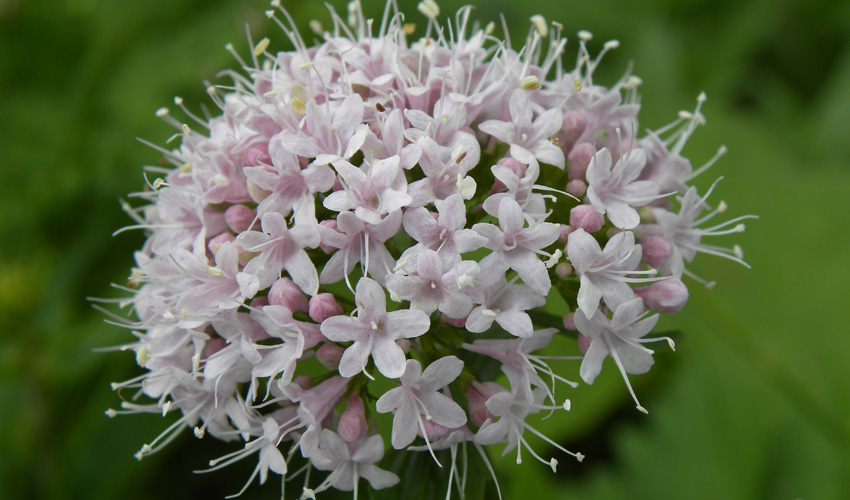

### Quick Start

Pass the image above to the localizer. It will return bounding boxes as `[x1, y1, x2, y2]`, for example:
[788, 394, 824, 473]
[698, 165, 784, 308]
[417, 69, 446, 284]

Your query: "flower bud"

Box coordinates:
[555, 262, 572, 279]
[635, 278, 689, 313]
[562, 111, 587, 147]
[268, 277, 309, 313]
[577, 333, 592, 354]
[562, 312, 576, 331]
[309, 293, 344, 323]
[316, 343, 344, 370]
[466, 385, 494, 427]
[418, 418, 450, 441]
[224, 204, 256, 233]
[567, 142, 594, 181]
[396, 338, 411, 353]
[338, 393, 367, 442]
[570, 205, 604, 233]
[558, 224, 573, 243]
[318, 220, 339, 254]
[641, 235, 673, 268]
[566, 178, 587, 198]
[491, 157, 527, 193]
[440, 315, 466, 328]
[208, 232, 235, 257]
[293, 375, 314, 390]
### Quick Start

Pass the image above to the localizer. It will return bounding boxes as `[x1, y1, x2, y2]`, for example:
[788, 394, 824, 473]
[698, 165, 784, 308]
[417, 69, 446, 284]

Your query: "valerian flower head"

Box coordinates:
[103, 2, 754, 498]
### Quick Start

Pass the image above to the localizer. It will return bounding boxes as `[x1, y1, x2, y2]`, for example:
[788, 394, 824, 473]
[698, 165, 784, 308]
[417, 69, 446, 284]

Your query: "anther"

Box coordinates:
[521, 75, 541, 91]
[733, 244, 744, 259]
[574, 78, 582, 91]
[194, 426, 205, 438]
[208, 266, 224, 277]
[563, 399, 571, 411]
[485, 21, 495, 35]
[161, 400, 173, 416]
[309, 20, 323, 35]
[604, 40, 620, 50]
[105, 409, 117, 418]
[265, 10, 275, 19]
[577, 30, 593, 41]
[417, 0, 440, 20]
[717, 200, 728, 213]
[375, 102, 386, 112]
[549, 458, 558, 473]
[155, 107, 169, 117]
[455, 151, 467, 163]
[253, 37, 270, 57]
[182, 124, 191, 135]
[403, 23, 416, 35]
[636, 405, 649, 414]
[530, 15, 548, 38]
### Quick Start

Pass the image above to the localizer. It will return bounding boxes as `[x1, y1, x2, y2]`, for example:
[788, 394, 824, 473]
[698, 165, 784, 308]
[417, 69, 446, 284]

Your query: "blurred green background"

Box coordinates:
[1, 0, 849, 498]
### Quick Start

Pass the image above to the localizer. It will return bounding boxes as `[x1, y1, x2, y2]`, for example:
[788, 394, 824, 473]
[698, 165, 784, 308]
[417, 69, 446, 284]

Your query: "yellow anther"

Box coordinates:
[530, 15, 548, 38]
[521, 75, 541, 91]
[253, 37, 270, 57]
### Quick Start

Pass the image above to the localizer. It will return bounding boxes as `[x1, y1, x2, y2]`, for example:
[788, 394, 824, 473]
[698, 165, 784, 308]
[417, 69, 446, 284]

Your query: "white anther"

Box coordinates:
[371, 321, 379, 330]
[309, 20, 323, 35]
[574, 78, 582, 91]
[530, 15, 548, 38]
[135, 346, 149, 367]
[549, 458, 558, 473]
[163, 310, 175, 320]
[717, 200, 728, 213]
[155, 107, 169, 117]
[182, 124, 191, 135]
[577, 30, 593, 41]
[206, 86, 216, 96]
[667, 338, 676, 351]
[265, 9, 274, 18]
[704, 281, 717, 290]
[546, 249, 562, 268]
[208, 266, 224, 277]
[161, 400, 173, 416]
[105, 409, 117, 418]
[457, 274, 475, 288]
[637, 405, 649, 414]
[180, 308, 190, 319]
[481, 309, 498, 318]
[430, 282, 437, 289]
[152, 178, 165, 190]
[417, 0, 439, 20]
[194, 426, 205, 438]
[174, 96, 183, 105]
[604, 39, 620, 49]
[298, 62, 313, 70]
[627, 75, 643, 86]
[485, 21, 495, 35]
[734, 224, 746, 233]
[733, 244, 744, 259]
[679, 110, 694, 120]
[698, 91, 707, 102]
[563, 399, 571, 411]
[576, 453, 585, 462]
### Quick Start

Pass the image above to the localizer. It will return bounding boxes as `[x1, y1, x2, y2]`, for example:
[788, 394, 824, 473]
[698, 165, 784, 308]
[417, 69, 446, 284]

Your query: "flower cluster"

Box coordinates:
[104, 1, 755, 498]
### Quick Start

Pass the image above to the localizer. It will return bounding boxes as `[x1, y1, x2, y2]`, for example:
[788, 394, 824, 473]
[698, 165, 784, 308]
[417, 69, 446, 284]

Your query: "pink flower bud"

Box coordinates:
[293, 375, 314, 390]
[440, 315, 466, 328]
[268, 277, 309, 313]
[555, 262, 573, 279]
[316, 343, 344, 370]
[309, 293, 344, 323]
[567, 142, 594, 181]
[338, 394, 367, 442]
[466, 385, 495, 427]
[570, 205, 604, 233]
[577, 333, 592, 354]
[563, 312, 576, 331]
[250, 296, 269, 308]
[318, 220, 339, 254]
[566, 179, 587, 198]
[396, 338, 411, 353]
[243, 144, 270, 166]
[635, 278, 689, 313]
[418, 418, 450, 441]
[224, 204, 256, 233]
[491, 157, 527, 193]
[208, 232, 235, 257]
[562, 111, 588, 146]
[558, 224, 573, 243]
[641, 235, 673, 268]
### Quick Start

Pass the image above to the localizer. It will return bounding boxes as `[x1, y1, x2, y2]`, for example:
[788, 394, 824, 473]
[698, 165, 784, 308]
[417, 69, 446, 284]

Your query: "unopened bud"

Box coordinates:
[316, 343, 344, 371]
[567, 142, 594, 181]
[338, 394, 368, 442]
[634, 278, 689, 313]
[309, 293, 344, 323]
[577, 333, 592, 354]
[562, 112, 588, 146]
[566, 179, 587, 198]
[555, 262, 573, 279]
[466, 385, 494, 427]
[208, 232, 235, 257]
[268, 277, 309, 313]
[225, 204, 256, 233]
[641, 235, 673, 268]
[563, 313, 577, 331]
[570, 205, 604, 233]
[558, 224, 573, 243]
